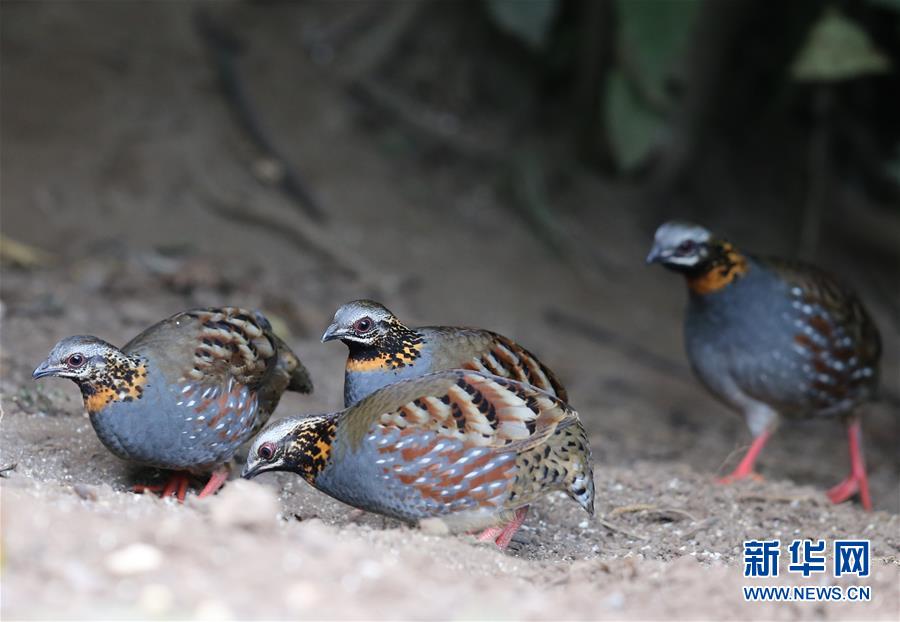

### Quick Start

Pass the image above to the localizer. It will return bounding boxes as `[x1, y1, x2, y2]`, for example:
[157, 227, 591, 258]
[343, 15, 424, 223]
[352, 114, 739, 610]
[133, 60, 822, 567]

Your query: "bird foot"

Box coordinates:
[134, 467, 230, 503]
[716, 431, 772, 485]
[474, 506, 529, 550]
[134, 473, 192, 502]
[475, 525, 505, 543]
[827, 474, 871, 511]
[197, 466, 230, 498]
[826, 420, 873, 511]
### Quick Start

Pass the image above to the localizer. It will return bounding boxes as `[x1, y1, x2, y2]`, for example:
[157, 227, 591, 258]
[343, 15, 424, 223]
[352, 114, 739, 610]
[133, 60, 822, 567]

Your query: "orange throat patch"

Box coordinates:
[346, 342, 423, 372]
[686, 244, 749, 295]
[288, 416, 337, 482]
[82, 362, 149, 414]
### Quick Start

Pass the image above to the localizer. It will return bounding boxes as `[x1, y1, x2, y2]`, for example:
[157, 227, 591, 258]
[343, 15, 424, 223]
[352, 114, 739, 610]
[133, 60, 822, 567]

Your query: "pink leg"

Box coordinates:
[475, 507, 530, 548]
[162, 473, 191, 501]
[138, 472, 192, 502]
[827, 420, 872, 511]
[492, 506, 530, 549]
[176, 476, 189, 502]
[132, 473, 186, 497]
[476, 526, 505, 543]
[197, 466, 230, 498]
[133, 468, 228, 503]
[717, 429, 773, 484]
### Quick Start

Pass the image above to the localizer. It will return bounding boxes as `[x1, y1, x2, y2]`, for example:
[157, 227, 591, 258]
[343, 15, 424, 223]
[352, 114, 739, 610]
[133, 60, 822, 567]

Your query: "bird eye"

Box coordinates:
[66, 354, 85, 368]
[257, 442, 276, 461]
[353, 317, 373, 333]
[675, 240, 696, 255]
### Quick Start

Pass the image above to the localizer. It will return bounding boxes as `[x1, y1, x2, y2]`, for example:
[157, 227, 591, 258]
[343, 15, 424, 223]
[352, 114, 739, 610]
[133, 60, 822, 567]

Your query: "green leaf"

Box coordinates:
[616, 0, 701, 106]
[792, 8, 891, 81]
[606, 0, 700, 170]
[485, 0, 559, 50]
[606, 70, 663, 171]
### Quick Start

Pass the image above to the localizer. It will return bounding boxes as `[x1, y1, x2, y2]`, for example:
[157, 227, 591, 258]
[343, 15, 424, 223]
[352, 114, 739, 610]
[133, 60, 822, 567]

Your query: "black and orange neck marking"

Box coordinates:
[286, 415, 339, 483]
[346, 320, 424, 372]
[686, 241, 749, 295]
[80, 354, 149, 415]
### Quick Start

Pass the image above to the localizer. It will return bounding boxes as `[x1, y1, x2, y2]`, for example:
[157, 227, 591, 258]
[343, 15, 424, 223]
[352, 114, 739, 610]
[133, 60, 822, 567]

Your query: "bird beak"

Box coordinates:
[321, 323, 345, 343]
[645, 245, 665, 264]
[32, 359, 58, 380]
[241, 460, 261, 479]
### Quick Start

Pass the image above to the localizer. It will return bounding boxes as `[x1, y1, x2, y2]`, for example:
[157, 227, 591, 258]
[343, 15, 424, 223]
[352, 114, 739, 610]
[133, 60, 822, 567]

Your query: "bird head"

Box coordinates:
[242, 414, 336, 481]
[321, 299, 399, 347]
[646, 221, 714, 271]
[33, 335, 120, 384]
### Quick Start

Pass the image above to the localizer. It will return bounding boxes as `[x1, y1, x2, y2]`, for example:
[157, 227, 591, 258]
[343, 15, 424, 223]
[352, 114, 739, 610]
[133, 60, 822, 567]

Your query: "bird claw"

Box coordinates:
[475, 526, 505, 543]
[134, 469, 230, 503]
[826, 477, 858, 504]
[826, 421, 872, 511]
[826, 473, 871, 510]
[474, 506, 530, 550]
[133, 473, 192, 503]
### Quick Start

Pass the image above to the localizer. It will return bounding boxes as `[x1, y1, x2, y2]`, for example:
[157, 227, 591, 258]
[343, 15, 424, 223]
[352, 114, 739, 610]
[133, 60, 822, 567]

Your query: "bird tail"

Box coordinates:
[271, 334, 313, 395]
[249, 310, 313, 395]
[514, 417, 595, 516]
[556, 418, 595, 515]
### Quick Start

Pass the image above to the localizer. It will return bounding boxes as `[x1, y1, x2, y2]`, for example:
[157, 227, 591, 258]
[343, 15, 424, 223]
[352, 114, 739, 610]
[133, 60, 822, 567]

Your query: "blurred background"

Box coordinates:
[2, 0, 899, 510]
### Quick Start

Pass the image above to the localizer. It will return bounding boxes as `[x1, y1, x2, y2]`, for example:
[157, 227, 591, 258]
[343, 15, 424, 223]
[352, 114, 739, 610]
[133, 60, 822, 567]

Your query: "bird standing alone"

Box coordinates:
[648, 221, 881, 509]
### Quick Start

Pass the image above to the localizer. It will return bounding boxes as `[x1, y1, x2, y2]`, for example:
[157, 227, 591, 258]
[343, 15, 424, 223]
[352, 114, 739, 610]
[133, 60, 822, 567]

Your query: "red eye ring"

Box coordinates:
[257, 442, 276, 461]
[66, 354, 85, 368]
[353, 317, 373, 333]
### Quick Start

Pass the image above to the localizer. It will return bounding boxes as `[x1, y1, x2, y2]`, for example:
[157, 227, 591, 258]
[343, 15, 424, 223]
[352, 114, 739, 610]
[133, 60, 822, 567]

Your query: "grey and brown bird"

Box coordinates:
[322, 300, 567, 407]
[33, 307, 312, 501]
[647, 221, 881, 509]
[243, 370, 594, 548]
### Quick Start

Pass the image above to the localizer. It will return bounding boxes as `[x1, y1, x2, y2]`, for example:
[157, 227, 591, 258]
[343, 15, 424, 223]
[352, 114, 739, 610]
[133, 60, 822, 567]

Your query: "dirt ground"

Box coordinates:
[1, 2, 898, 620]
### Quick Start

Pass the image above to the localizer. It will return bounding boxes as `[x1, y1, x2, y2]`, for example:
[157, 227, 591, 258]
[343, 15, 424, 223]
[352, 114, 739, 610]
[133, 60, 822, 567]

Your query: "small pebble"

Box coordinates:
[418, 517, 450, 535]
[105, 543, 163, 576]
[73, 483, 97, 501]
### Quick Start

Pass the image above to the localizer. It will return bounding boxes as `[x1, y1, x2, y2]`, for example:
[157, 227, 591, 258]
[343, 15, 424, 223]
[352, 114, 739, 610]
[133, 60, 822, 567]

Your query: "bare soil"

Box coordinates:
[1, 2, 898, 620]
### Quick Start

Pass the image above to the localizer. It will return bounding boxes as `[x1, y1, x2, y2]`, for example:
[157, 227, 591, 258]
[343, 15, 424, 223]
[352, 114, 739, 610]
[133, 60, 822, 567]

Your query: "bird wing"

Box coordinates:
[340, 370, 575, 452]
[337, 370, 579, 513]
[762, 259, 881, 408]
[425, 327, 568, 402]
[123, 307, 311, 396]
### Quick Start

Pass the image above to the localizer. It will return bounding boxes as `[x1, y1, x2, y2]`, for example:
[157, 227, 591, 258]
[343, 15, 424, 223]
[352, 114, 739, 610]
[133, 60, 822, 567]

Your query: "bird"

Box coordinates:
[243, 369, 594, 548]
[647, 221, 881, 509]
[33, 307, 313, 502]
[322, 299, 567, 408]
